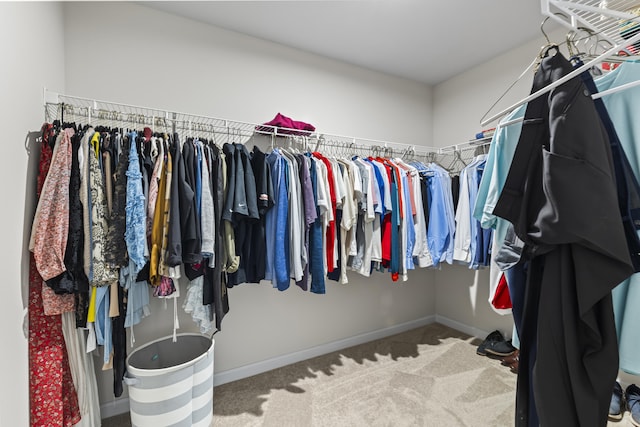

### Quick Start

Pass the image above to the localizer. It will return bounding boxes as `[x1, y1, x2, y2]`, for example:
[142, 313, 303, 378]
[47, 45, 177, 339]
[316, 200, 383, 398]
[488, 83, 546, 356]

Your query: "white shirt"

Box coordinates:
[453, 168, 472, 263]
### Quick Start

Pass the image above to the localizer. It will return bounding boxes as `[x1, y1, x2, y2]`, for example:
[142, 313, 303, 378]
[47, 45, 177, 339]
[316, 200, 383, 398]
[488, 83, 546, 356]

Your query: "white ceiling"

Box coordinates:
[146, 1, 551, 85]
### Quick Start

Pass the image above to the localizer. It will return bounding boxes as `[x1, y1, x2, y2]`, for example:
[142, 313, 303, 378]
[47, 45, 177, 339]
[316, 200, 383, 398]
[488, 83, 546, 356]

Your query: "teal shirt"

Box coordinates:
[594, 61, 640, 375]
[473, 105, 525, 256]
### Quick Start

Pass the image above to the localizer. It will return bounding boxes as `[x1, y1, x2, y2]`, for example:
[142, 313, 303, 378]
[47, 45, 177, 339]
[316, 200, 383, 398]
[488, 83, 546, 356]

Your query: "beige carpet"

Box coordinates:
[103, 323, 631, 426]
[210, 323, 515, 427]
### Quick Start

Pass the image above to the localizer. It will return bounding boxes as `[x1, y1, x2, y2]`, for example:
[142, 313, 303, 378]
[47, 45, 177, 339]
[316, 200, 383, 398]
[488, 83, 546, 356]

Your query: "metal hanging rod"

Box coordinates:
[42, 89, 443, 154]
[42, 89, 491, 157]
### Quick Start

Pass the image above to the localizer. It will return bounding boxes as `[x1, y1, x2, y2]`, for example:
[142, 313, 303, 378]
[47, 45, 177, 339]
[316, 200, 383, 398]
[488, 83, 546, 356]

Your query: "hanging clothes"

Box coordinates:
[307, 153, 327, 293]
[282, 149, 305, 283]
[424, 163, 455, 267]
[474, 105, 525, 315]
[295, 153, 315, 289]
[592, 61, 640, 376]
[492, 51, 634, 427]
[266, 149, 290, 290]
[125, 131, 147, 275]
[29, 124, 81, 427]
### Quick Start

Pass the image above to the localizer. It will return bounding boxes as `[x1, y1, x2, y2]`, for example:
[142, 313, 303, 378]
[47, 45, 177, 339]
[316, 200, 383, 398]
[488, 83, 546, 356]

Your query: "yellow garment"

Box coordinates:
[90, 131, 100, 159]
[158, 150, 173, 278]
[150, 151, 171, 286]
[86, 286, 98, 323]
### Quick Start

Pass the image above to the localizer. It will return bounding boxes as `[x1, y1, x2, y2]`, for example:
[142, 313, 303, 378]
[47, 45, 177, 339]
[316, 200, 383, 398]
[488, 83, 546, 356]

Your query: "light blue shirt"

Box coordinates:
[425, 163, 456, 266]
[125, 132, 147, 274]
[473, 105, 526, 256]
[592, 61, 640, 375]
[94, 285, 112, 365]
[266, 149, 290, 290]
[119, 259, 150, 328]
[265, 150, 281, 283]
[401, 170, 415, 270]
[465, 155, 487, 269]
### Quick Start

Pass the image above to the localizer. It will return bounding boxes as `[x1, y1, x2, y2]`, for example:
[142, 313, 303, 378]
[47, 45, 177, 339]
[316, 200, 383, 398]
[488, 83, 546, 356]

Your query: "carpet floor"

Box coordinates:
[102, 323, 631, 426]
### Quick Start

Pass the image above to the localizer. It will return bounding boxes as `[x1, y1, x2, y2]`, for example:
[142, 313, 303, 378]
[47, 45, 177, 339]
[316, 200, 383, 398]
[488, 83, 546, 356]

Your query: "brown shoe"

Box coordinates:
[501, 349, 519, 366]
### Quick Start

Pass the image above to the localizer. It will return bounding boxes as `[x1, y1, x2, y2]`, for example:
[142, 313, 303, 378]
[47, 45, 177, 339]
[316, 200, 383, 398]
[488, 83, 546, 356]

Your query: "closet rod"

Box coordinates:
[592, 78, 640, 99]
[549, 1, 640, 22]
[44, 89, 492, 158]
[43, 89, 440, 156]
[490, 76, 640, 131]
[480, 27, 640, 127]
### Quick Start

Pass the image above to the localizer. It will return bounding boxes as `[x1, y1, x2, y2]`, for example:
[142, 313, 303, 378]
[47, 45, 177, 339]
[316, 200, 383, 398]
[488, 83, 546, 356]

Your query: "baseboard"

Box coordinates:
[102, 314, 441, 419]
[100, 397, 130, 420]
[213, 315, 436, 386]
[434, 315, 491, 340]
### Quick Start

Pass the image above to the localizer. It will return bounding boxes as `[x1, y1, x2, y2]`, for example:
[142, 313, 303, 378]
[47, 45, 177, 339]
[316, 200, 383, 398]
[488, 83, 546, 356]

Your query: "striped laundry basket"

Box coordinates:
[125, 333, 214, 427]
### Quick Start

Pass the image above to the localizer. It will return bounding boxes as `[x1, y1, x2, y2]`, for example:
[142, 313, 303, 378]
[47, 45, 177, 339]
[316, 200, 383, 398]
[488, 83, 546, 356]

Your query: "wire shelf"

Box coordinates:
[42, 90, 491, 169]
[544, 0, 640, 54]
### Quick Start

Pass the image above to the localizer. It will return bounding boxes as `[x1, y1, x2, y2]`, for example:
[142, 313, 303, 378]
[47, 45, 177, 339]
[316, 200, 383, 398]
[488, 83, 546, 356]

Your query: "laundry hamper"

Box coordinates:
[124, 333, 214, 427]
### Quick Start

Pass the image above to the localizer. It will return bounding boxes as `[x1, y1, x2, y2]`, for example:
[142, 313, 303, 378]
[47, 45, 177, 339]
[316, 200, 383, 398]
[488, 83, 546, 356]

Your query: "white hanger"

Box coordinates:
[481, 28, 640, 127]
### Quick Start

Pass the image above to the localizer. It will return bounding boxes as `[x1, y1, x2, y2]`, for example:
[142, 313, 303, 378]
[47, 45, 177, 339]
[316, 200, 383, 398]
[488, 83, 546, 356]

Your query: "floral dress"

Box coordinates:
[29, 124, 81, 426]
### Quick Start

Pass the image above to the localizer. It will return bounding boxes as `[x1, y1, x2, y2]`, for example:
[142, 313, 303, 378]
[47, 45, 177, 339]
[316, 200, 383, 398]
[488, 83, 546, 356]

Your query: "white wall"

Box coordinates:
[431, 29, 568, 337]
[61, 2, 436, 411]
[63, 3, 432, 146]
[0, 2, 66, 426]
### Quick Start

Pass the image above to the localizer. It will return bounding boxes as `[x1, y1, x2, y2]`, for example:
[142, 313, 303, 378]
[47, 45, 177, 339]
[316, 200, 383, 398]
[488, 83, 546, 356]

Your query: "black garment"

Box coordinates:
[493, 51, 634, 427]
[181, 139, 202, 264]
[105, 133, 129, 268]
[166, 135, 185, 266]
[327, 209, 343, 282]
[246, 146, 273, 283]
[46, 132, 89, 296]
[205, 144, 229, 330]
[234, 144, 259, 221]
[451, 174, 460, 214]
[175, 139, 202, 265]
[225, 143, 260, 287]
[201, 145, 229, 330]
[111, 282, 127, 397]
[421, 175, 430, 231]
[203, 144, 220, 306]
[574, 57, 640, 273]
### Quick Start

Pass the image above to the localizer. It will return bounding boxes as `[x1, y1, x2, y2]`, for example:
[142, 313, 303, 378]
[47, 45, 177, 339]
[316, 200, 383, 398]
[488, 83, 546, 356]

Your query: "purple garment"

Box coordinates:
[256, 112, 315, 135]
[296, 154, 317, 290]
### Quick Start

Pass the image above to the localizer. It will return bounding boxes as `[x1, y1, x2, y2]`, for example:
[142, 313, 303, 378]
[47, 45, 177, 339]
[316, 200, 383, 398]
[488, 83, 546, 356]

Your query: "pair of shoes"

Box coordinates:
[485, 339, 516, 357]
[608, 382, 640, 424]
[477, 330, 504, 356]
[500, 349, 519, 374]
[609, 381, 624, 420]
[476, 330, 504, 356]
[501, 349, 519, 367]
[627, 384, 640, 426]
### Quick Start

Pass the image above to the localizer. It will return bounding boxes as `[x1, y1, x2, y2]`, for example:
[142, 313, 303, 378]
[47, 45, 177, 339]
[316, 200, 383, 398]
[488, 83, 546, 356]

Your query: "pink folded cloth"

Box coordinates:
[256, 112, 315, 135]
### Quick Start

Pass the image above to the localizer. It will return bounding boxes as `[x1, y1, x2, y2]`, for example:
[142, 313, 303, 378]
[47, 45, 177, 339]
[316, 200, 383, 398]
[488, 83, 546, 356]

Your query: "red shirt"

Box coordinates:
[313, 152, 336, 272]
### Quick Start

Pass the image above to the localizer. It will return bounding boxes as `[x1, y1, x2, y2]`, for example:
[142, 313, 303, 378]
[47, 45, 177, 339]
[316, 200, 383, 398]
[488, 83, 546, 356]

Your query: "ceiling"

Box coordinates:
[145, 0, 551, 85]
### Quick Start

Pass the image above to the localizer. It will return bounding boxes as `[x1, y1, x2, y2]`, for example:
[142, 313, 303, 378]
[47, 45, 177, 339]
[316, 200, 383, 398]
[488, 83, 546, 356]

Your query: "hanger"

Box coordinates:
[481, 15, 640, 127]
[570, 28, 608, 76]
[446, 149, 467, 173]
[480, 16, 560, 128]
[371, 145, 381, 158]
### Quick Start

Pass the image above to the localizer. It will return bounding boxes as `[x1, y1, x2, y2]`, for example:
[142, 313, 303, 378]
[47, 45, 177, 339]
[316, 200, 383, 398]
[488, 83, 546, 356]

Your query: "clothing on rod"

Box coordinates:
[28, 110, 492, 413]
[476, 50, 640, 427]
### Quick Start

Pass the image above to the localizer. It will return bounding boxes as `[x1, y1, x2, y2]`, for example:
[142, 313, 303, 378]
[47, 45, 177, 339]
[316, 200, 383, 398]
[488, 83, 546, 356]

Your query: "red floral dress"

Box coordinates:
[29, 124, 81, 426]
